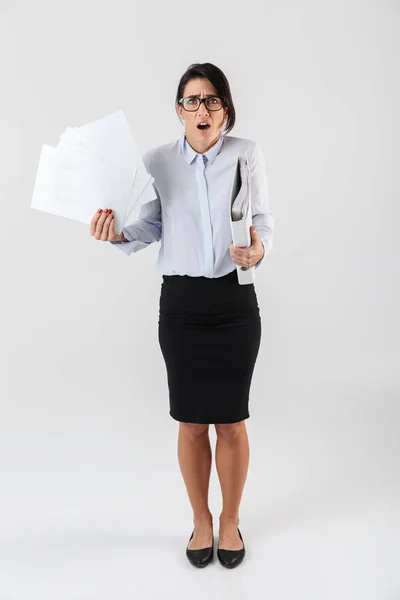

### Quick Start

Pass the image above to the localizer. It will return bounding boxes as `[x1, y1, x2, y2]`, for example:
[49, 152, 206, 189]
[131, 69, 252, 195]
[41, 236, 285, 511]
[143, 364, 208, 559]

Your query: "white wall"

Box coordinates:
[0, 1, 398, 598]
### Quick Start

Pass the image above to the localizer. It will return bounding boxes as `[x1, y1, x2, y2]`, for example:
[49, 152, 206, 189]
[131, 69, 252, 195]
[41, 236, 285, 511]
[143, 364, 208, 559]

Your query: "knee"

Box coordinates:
[179, 422, 209, 440]
[214, 421, 245, 441]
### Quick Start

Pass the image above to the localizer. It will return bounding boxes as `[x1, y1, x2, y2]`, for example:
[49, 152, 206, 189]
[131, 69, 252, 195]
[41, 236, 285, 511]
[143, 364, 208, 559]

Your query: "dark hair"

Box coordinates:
[175, 62, 236, 135]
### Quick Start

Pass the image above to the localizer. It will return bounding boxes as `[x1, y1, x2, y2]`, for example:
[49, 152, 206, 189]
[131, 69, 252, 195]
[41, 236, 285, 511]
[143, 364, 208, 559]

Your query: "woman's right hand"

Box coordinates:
[90, 208, 125, 242]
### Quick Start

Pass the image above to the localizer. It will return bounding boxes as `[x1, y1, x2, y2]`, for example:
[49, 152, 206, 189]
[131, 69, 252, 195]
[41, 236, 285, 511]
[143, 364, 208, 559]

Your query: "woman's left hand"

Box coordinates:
[229, 226, 264, 268]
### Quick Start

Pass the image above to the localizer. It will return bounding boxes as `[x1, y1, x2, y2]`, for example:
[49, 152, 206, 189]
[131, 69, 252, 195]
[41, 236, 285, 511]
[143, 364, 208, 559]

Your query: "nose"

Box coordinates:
[197, 98, 210, 115]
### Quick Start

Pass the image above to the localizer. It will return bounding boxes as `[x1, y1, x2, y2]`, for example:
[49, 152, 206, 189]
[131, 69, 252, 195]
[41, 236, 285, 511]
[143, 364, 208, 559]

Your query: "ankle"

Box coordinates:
[193, 511, 213, 526]
[219, 514, 239, 527]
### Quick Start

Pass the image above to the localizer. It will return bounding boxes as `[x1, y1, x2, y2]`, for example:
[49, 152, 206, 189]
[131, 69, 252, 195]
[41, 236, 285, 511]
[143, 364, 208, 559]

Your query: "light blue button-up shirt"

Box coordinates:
[110, 132, 274, 278]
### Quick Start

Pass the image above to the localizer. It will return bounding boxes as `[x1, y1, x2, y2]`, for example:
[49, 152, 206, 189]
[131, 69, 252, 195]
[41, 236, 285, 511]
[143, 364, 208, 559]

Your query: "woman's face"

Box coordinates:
[177, 77, 228, 146]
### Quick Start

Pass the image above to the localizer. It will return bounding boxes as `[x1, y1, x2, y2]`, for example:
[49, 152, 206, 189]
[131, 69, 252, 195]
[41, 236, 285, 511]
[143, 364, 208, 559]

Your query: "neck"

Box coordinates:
[184, 131, 221, 154]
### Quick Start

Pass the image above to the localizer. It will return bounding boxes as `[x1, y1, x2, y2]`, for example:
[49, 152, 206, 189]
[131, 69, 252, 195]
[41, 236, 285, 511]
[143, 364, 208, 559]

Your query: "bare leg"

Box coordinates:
[215, 421, 249, 550]
[177, 422, 213, 550]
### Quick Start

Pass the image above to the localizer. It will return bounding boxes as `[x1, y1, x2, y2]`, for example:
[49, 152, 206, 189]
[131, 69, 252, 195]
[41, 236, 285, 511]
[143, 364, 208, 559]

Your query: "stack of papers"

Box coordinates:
[229, 153, 255, 285]
[31, 110, 157, 234]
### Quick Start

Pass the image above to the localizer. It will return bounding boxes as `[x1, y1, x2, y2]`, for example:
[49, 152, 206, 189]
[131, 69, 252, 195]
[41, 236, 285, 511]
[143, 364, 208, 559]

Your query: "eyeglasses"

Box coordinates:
[178, 96, 225, 111]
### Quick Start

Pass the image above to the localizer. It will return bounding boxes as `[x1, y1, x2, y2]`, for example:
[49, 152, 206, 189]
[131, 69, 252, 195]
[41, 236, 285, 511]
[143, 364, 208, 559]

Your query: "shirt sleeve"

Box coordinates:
[110, 150, 162, 256]
[248, 141, 275, 268]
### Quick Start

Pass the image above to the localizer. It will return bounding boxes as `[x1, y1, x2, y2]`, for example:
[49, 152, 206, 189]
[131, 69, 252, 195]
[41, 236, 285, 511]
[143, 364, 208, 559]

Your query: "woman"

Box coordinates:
[90, 62, 274, 569]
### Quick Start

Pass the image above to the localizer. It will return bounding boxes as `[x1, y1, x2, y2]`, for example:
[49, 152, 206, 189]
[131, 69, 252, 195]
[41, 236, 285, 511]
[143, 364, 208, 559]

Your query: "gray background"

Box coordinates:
[0, 0, 399, 598]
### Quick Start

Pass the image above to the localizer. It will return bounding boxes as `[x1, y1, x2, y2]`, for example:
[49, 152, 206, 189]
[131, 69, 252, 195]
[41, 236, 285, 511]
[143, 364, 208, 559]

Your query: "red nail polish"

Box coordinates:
[98, 209, 102, 213]
[109, 209, 112, 213]
[104, 209, 108, 214]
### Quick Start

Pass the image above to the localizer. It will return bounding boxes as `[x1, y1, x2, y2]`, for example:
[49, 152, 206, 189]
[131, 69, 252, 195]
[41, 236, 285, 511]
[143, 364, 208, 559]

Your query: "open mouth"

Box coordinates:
[197, 123, 210, 130]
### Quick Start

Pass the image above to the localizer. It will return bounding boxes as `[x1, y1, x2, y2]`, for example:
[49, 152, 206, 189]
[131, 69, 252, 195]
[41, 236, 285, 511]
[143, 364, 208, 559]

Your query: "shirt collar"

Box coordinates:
[179, 132, 225, 166]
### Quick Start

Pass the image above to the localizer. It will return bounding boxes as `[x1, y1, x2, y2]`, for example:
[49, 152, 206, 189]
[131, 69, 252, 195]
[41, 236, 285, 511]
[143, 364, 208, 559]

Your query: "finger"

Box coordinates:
[233, 258, 250, 268]
[90, 209, 104, 236]
[230, 246, 247, 260]
[95, 209, 111, 239]
[230, 243, 247, 257]
[230, 247, 241, 261]
[108, 215, 116, 240]
[231, 250, 247, 267]
[233, 249, 254, 267]
[100, 212, 113, 241]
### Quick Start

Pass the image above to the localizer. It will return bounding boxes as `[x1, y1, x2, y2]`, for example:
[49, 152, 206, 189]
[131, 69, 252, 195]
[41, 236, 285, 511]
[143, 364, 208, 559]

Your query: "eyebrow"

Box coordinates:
[186, 94, 217, 98]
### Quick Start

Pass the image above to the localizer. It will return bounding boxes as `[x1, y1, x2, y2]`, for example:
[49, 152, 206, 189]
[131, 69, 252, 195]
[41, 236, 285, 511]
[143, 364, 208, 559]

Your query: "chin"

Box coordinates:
[195, 128, 214, 136]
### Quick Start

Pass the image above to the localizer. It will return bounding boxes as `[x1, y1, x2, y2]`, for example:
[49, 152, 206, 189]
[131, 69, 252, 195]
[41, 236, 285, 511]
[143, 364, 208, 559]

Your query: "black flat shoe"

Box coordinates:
[186, 528, 214, 568]
[217, 527, 245, 569]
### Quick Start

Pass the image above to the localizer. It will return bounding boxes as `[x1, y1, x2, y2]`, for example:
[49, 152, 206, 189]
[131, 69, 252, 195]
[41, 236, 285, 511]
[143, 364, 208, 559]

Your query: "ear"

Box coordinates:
[177, 103, 184, 122]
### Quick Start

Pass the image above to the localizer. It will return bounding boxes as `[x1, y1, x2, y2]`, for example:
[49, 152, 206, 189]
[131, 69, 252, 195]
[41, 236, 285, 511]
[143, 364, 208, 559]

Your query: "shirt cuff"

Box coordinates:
[255, 240, 265, 269]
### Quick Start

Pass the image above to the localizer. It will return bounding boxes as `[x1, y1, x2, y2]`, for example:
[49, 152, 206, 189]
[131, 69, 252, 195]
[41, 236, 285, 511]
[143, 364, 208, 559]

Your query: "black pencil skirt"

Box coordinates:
[158, 268, 262, 424]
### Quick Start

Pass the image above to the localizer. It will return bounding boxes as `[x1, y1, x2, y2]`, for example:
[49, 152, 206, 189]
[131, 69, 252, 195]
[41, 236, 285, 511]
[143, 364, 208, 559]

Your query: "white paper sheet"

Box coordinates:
[31, 110, 157, 233]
